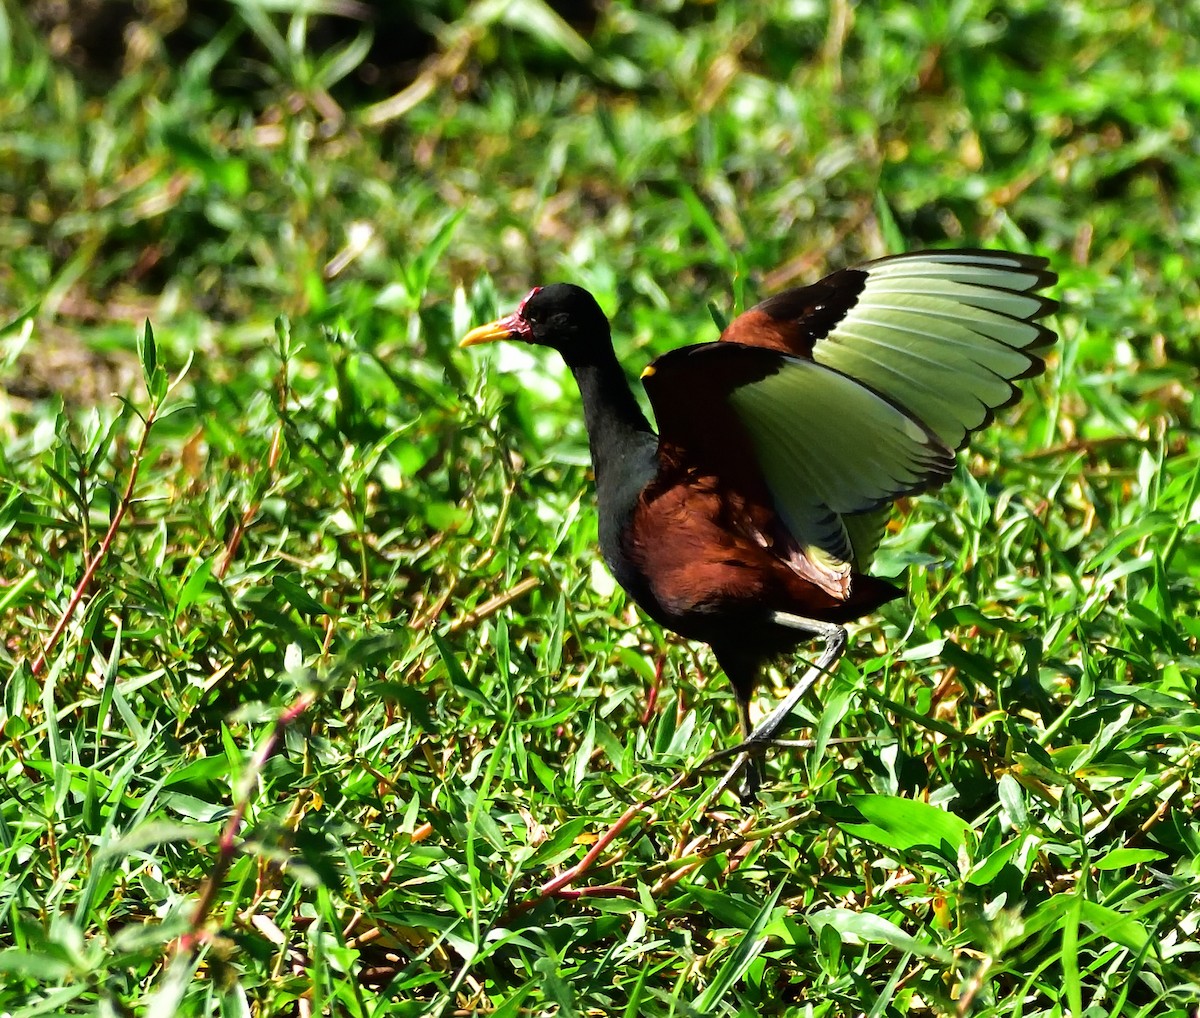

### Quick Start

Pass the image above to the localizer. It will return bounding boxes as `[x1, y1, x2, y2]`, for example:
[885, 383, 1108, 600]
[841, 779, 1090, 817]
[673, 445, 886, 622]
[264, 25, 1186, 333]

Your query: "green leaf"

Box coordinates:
[964, 836, 1022, 887]
[807, 908, 953, 963]
[98, 822, 214, 857]
[271, 574, 329, 616]
[622, 961, 655, 1018]
[0, 949, 74, 980]
[492, 979, 539, 1018]
[138, 319, 157, 381]
[1077, 899, 1152, 953]
[840, 794, 971, 858]
[998, 773, 1029, 829]
[535, 953, 579, 1018]
[1092, 847, 1168, 871]
[1062, 895, 1083, 1016]
[162, 793, 227, 822]
[692, 881, 783, 1011]
[479, 0, 592, 62]
[176, 556, 215, 618]
[931, 604, 1033, 634]
[433, 632, 494, 712]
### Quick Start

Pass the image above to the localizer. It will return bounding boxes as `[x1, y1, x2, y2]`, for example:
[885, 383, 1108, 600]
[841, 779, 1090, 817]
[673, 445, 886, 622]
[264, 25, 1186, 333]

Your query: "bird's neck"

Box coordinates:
[568, 350, 659, 600]
[569, 352, 655, 482]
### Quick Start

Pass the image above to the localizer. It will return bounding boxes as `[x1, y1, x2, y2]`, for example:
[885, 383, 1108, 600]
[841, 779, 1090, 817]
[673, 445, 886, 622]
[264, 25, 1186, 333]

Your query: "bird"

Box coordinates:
[460, 249, 1058, 798]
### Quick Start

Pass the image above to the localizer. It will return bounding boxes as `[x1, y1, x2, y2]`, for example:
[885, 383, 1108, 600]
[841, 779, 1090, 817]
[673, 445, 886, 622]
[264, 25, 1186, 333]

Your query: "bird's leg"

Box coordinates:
[710, 618, 846, 803]
[747, 614, 847, 745]
[708, 649, 764, 802]
[710, 741, 758, 805]
[732, 691, 761, 800]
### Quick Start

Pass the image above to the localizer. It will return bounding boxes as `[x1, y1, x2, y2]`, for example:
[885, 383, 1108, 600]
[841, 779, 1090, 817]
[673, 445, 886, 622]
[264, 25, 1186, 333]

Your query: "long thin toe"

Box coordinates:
[738, 762, 762, 804]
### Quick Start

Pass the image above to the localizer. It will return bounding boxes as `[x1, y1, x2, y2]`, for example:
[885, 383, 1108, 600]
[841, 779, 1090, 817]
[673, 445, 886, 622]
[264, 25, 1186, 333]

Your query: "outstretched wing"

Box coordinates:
[647, 249, 1057, 572]
[721, 249, 1058, 450]
[642, 343, 954, 571]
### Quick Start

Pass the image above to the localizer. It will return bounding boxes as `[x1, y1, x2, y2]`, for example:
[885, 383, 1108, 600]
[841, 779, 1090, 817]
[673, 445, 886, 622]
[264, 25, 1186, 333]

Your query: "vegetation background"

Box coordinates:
[1, 0, 1198, 1014]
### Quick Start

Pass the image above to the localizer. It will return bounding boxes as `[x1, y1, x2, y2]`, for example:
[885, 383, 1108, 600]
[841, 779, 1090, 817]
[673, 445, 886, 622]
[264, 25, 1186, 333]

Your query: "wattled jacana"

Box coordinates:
[461, 250, 1058, 797]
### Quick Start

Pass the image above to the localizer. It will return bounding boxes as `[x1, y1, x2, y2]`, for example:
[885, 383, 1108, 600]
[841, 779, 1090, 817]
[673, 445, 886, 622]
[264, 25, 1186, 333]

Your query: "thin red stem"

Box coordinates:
[32, 405, 158, 677]
[502, 767, 693, 920]
[175, 691, 315, 956]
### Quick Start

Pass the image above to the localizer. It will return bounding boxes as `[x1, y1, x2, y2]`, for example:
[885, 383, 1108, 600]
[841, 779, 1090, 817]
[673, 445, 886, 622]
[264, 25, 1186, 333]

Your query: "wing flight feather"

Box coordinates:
[650, 249, 1057, 574]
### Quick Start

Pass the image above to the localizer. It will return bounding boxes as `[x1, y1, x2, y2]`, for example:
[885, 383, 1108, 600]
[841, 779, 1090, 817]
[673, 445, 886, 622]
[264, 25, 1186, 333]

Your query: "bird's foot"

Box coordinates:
[738, 759, 762, 804]
[709, 743, 767, 805]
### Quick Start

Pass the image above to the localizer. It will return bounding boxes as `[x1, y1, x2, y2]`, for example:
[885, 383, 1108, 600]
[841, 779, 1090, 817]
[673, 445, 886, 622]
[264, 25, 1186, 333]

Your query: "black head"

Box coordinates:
[460, 283, 611, 365]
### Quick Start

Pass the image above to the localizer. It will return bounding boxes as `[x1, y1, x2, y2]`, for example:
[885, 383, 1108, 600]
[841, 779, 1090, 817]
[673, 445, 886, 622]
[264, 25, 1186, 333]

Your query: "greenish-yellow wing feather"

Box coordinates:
[646, 250, 1055, 575]
[843, 507, 892, 572]
[811, 251, 1057, 450]
[725, 357, 954, 565]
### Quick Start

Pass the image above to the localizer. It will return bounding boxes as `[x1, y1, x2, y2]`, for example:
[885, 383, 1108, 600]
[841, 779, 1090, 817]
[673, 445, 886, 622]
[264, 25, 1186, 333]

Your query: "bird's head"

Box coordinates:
[459, 284, 610, 364]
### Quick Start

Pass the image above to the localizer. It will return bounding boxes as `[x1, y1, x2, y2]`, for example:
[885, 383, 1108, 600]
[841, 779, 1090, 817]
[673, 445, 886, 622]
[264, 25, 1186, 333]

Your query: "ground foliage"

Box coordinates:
[1, 0, 1199, 1014]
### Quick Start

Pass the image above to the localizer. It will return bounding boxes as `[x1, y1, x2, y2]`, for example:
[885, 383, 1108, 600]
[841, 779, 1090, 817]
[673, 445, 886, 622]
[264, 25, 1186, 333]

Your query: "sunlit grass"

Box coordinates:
[1, 1, 1198, 1015]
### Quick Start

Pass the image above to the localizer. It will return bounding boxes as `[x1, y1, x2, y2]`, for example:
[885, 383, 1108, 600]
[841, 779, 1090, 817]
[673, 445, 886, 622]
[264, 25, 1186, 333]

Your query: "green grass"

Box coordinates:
[2, 0, 1199, 1014]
